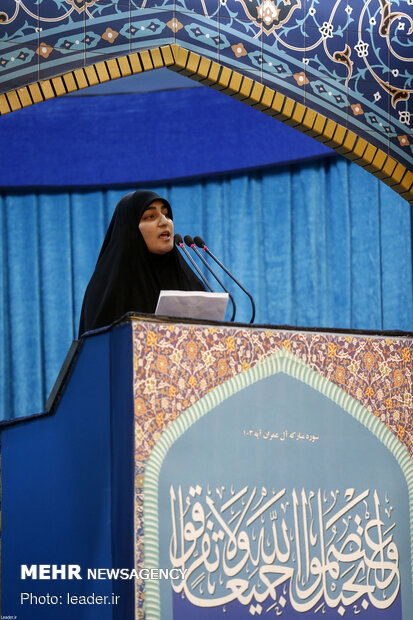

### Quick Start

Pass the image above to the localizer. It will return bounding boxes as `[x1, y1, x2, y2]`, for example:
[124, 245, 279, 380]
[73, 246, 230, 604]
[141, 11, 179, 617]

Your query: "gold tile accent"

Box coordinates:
[248, 82, 265, 107]
[281, 97, 295, 124]
[62, 73, 78, 93]
[52, 76, 66, 97]
[390, 163, 407, 186]
[16, 87, 32, 107]
[195, 57, 212, 81]
[6, 90, 22, 111]
[95, 62, 110, 83]
[74, 69, 89, 90]
[237, 76, 254, 100]
[322, 120, 338, 145]
[310, 113, 327, 139]
[160, 45, 174, 67]
[84, 65, 100, 86]
[269, 92, 286, 118]
[336, 130, 357, 155]
[117, 56, 132, 77]
[219, 70, 237, 94]
[149, 47, 164, 69]
[301, 108, 317, 134]
[214, 67, 232, 91]
[139, 50, 154, 72]
[170, 44, 188, 70]
[184, 52, 201, 77]
[0, 94, 11, 115]
[106, 59, 121, 80]
[39, 80, 55, 100]
[198, 60, 220, 86]
[360, 144, 378, 169]
[128, 53, 143, 74]
[290, 102, 306, 126]
[348, 137, 368, 161]
[378, 156, 398, 181]
[395, 170, 413, 194]
[328, 124, 346, 149]
[228, 71, 243, 95]
[28, 82, 43, 103]
[367, 149, 387, 176]
[258, 87, 276, 113]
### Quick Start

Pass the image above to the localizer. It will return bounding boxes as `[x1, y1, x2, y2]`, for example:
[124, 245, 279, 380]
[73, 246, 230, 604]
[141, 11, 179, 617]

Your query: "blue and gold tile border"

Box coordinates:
[0, 42, 412, 204]
[1, 1, 412, 199]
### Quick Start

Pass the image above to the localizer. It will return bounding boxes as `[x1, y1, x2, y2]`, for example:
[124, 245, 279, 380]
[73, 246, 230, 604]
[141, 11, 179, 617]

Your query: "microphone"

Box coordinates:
[184, 235, 236, 322]
[193, 236, 256, 323]
[174, 234, 214, 292]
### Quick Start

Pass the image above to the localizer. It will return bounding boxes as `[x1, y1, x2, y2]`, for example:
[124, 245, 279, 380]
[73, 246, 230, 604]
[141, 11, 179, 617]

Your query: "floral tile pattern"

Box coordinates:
[132, 319, 412, 618]
[175, 0, 220, 18]
[0, 1, 412, 169]
[219, 15, 264, 82]
[0, 40, 40, 91]
[175, 10, 220, 59]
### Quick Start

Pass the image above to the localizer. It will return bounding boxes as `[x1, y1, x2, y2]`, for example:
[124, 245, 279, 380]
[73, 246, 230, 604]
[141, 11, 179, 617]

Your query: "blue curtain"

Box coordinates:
[1, 157, 412, 421]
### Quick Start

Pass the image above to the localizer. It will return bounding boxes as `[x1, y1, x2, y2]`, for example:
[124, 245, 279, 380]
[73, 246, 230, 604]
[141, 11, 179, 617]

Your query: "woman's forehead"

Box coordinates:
[144, 200, 168, 210]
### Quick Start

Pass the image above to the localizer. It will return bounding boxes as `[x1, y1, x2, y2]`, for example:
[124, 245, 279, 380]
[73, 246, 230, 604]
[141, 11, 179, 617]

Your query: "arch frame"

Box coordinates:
[142, 346, 413, 618]
[0, 43, 412, 205]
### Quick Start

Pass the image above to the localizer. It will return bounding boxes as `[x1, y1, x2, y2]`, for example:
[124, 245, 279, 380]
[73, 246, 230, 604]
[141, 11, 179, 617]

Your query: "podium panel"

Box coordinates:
[1, 318, 412, 619]
[131, 320, 413, 619]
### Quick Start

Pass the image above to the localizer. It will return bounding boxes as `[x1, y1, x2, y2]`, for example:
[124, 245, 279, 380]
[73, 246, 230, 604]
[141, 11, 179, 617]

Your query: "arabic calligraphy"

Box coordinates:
[243, 428, 319, 443]
[169, 486, 400, 615]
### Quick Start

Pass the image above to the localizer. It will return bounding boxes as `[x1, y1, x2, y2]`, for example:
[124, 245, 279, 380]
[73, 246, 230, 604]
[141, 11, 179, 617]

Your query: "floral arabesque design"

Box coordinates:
[0, 1, 412, 172]
[132, 319, 412, 618]
[236, 0, 302, 36]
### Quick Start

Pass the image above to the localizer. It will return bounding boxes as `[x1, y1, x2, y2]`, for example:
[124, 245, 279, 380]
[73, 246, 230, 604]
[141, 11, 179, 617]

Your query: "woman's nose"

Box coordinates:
[158, 213, 168, 225]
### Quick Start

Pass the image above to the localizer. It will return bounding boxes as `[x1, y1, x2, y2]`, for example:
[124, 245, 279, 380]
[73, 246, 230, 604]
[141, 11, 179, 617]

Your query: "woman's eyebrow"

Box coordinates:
[142, 205, 169, 215]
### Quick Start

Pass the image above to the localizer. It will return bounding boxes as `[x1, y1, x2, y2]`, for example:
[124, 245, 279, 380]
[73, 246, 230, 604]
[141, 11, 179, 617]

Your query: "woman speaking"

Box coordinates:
[78, 190, 205, 335]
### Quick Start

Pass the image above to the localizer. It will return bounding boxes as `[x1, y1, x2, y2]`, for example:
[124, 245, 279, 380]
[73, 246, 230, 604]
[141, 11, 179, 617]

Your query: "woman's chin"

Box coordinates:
[150, 241, 174, 255]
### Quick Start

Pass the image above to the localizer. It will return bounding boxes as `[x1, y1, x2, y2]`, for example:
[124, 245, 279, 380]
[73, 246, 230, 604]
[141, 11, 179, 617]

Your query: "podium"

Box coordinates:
[1, 316, 412, 619]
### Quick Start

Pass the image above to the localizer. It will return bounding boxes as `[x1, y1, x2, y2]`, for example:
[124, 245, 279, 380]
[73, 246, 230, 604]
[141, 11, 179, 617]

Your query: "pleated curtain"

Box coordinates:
[1, 156, 412, 421]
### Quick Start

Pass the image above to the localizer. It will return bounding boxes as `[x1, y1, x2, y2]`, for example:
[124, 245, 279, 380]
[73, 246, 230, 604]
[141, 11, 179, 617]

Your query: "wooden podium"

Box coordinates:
[1, 316, 412, 619]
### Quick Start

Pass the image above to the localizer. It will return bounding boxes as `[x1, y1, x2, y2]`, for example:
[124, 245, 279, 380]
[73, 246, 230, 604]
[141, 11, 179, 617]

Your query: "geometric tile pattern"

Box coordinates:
[132, 319, 413, 618]
[1, 1, 412, 200]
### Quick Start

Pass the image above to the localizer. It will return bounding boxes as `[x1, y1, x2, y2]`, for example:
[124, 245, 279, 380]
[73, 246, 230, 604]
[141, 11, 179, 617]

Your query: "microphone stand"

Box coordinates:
[193, 236, 256, 323]
[174, 234, 214, 292]
[184, 235, 236, 322]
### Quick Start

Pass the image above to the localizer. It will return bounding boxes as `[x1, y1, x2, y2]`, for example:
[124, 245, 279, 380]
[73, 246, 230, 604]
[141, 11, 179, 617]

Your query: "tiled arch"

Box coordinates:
[0, 42, 412, 204]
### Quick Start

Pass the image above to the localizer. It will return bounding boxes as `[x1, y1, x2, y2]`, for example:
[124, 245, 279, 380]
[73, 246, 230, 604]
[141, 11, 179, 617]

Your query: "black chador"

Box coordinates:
[78, 190, 204, 335]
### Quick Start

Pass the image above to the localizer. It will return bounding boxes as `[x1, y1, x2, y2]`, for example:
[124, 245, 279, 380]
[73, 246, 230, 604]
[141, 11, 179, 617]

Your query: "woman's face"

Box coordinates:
[138, 200, 174, 254]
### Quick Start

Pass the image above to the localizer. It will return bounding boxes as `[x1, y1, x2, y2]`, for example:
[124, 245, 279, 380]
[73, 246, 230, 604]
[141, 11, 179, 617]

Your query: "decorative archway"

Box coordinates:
[0, 1, 412, 202]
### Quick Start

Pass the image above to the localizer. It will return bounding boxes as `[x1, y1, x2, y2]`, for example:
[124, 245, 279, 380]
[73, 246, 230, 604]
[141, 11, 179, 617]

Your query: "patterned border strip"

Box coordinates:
[0, 43, 412, 204]
[143, 348, 413, 620]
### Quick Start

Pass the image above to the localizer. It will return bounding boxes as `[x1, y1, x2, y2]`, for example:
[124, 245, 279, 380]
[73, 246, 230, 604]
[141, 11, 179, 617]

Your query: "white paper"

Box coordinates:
[155, 290, 229, 321]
